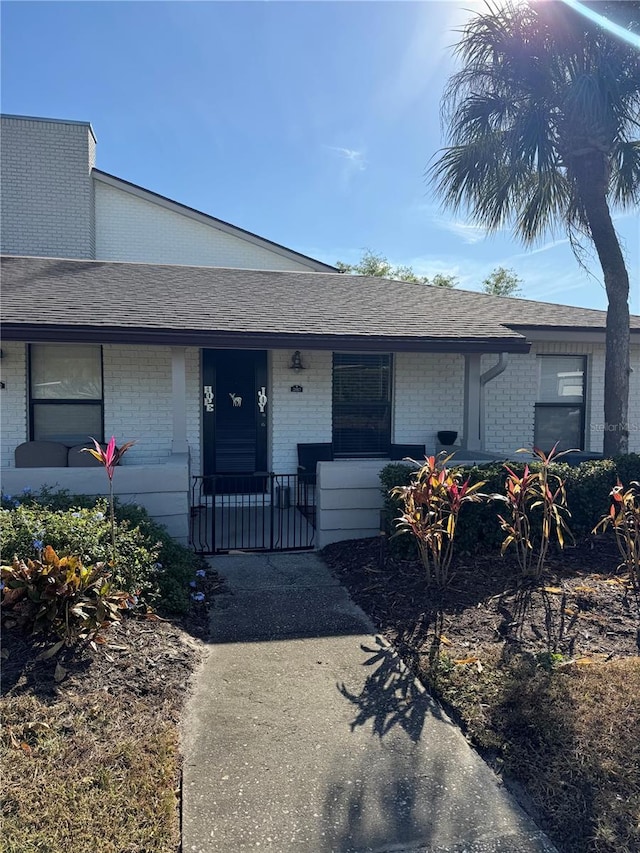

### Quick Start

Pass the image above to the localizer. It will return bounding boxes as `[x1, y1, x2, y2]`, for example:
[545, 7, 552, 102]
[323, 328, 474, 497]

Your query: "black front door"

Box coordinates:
[202, 350, 268, 483]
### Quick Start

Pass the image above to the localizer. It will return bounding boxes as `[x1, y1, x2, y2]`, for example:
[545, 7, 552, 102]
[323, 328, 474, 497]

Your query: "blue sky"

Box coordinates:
[1, 1, 638, 312]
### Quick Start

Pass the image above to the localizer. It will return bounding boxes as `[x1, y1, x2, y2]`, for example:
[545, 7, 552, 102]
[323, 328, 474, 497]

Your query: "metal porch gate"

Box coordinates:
[190, 473, 316, 554]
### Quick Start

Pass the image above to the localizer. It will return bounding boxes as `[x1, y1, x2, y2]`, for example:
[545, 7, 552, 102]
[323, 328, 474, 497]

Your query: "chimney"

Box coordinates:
[1, 114, 96, 258]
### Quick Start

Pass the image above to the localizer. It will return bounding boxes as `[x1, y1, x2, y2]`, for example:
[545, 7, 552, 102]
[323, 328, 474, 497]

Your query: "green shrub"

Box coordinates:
[381, 461, 505, 559]
[380, 454, 640, 559]
[0, 501, 160, 603]
[0, 488, 203, 614]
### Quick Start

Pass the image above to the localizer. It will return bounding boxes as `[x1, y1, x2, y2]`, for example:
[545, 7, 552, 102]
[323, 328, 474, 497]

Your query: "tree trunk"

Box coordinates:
[574, 156, 630, 457]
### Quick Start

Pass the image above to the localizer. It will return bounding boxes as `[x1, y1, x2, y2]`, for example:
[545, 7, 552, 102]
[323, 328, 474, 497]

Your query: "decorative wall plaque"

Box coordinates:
[203, 385, 214, 412]
[290, 385, 303, 393]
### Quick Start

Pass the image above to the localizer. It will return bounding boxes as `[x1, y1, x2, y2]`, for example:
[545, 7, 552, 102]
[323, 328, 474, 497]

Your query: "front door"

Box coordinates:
[202, 350, 268, 486]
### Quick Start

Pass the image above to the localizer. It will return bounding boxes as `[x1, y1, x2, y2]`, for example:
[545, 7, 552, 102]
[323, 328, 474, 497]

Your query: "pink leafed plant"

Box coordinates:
[82, 437, 135, 565]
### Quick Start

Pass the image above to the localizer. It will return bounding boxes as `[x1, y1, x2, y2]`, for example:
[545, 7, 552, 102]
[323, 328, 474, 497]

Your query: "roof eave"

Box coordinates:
[1, 324, 532, 354]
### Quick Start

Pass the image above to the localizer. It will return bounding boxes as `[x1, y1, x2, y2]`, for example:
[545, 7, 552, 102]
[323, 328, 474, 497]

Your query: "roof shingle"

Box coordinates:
[2, 255, 637, 352]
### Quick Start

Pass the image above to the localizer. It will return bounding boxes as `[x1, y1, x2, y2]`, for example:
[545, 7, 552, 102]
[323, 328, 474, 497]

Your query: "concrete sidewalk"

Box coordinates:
[182, 552, 556, 853]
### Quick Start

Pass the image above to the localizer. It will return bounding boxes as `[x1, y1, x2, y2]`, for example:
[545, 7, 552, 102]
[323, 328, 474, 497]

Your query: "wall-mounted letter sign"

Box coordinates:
[229, 393, 242, 407]
[203, 385, 214, 412]
[257, 386, 267, 413]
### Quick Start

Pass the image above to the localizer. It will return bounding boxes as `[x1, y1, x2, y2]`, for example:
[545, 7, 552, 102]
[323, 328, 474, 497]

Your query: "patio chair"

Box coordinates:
[14, 440, 68, 468]
[297, 442, 333, 509]
[389, 443, 426, 461]
[67, 443, 105, 467]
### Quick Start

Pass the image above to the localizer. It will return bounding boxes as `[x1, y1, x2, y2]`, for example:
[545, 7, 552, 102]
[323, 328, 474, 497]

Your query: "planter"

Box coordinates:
[437, 430, 458, 446]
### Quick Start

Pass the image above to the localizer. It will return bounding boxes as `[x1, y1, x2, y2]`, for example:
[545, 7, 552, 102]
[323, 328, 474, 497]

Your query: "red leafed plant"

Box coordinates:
[82, 437, 135, 566]
[593, 480, 640, 589]
[392, 453, 486, 587]
[493, 444, 573, 579]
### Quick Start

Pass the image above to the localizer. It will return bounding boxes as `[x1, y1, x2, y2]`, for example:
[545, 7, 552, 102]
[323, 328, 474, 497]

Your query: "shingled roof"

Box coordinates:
[2, 255, 638, 353]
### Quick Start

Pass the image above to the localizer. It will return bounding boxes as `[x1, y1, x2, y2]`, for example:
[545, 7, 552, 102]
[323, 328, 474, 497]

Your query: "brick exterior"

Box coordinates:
[2, 115, 638, 489]
[0, 342, 27, 469]
[3, 341, 639, 473]
[103, 345, 173, 464]
[393, 352, 465, 451]
[482, 342, 640, 455]
[270, 349, 333, 473]
[0, 116, 95, 258]
[94, 180, 319, 270]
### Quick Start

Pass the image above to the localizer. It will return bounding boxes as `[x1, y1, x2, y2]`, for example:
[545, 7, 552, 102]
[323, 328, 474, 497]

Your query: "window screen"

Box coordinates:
[332, 353, 391, 457]
[30, 344, 103, 445]
[534, 355, 586, 452]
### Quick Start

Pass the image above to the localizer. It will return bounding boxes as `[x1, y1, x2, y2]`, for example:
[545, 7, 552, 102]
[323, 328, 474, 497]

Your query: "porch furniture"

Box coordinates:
[15, 440, 110, 468]
[389, 443, 426, 461]
[297, 443, 333, 511]
[14, 441, 68, 468]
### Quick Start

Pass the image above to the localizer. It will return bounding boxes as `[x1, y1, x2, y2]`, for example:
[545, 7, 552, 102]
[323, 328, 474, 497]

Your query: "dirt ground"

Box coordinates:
[0, 567, 220, 705]
[322, 536, 640, 669]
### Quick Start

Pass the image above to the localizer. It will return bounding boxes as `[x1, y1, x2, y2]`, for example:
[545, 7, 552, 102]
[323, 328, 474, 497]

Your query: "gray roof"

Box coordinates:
[2, 255, 637, 353]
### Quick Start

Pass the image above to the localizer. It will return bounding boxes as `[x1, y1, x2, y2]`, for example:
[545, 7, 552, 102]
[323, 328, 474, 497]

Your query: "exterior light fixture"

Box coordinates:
[289, 351, 306, 372]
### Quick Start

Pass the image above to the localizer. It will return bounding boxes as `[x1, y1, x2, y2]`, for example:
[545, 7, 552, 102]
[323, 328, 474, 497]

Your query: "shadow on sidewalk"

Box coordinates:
[337, 637, 448, 744]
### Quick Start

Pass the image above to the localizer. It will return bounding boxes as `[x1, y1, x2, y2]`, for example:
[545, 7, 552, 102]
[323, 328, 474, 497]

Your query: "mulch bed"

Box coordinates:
[1, 567, 222, 704]
[322, 536, 640, 667]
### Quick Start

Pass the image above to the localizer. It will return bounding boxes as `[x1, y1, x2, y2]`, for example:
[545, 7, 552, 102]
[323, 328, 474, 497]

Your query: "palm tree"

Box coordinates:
[430, 1, 640, 455]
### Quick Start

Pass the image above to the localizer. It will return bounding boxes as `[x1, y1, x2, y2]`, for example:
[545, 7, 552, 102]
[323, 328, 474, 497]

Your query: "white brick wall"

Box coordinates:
[482, 342, 640, 455]
[269, 349, 333, 473]
[103, 345, 174, 464]
[1, 116, 95, 258]
[482, 352, 538, 454]
[94, 180, 319, 271]
[3, 341, 638, 476]
[394, 352, 465, 451]
[1, 342, 27, 469]
[186, 348, 202, 476]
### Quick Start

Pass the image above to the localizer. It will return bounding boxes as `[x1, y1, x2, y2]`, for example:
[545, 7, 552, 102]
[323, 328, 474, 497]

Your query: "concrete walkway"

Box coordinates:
[182, 552, 556, 853]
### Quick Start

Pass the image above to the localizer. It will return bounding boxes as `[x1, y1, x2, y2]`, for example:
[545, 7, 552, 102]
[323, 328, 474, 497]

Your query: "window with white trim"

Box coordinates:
[534, 355, 586, 452]
[29, 344, 104, 445]
[332, 353, 392, 457]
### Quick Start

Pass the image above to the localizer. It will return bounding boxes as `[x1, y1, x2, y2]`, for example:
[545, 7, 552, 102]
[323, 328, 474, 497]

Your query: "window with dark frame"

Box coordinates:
[332, 353, 392, 457]
[29, 344, 104, 445]
[534, 355, 586, 452]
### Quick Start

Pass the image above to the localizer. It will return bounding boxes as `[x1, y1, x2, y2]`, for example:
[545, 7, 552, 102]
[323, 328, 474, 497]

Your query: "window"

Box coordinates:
[29, 344, 103, 445]
[332, 353, 391, 457]
[534, 355, 586, 452]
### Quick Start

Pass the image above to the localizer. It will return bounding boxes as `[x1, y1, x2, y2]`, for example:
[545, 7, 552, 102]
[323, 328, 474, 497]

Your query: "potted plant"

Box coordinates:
[437, 430, 458, 446]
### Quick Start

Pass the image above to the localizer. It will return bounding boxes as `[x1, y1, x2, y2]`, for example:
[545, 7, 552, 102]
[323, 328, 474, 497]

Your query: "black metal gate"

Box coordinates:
[190, 473, 316, 554]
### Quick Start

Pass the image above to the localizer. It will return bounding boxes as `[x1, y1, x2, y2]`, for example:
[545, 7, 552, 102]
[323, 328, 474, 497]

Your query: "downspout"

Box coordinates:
[479, 353, 509, 450]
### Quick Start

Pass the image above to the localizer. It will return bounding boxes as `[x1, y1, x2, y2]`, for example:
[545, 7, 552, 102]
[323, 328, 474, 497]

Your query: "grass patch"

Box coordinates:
[1, 690, 180, 853]
[430, 653, 640, 853]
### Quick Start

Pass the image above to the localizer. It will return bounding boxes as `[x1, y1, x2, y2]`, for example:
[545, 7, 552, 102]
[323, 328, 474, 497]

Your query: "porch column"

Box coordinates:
[463, 353, 482, 451]
[170, 347, 189, 456]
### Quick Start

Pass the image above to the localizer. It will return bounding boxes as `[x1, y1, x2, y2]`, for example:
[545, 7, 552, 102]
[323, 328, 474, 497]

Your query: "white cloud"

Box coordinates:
[327, 146, 367, 171]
